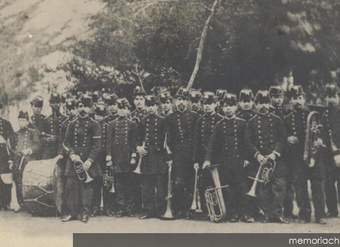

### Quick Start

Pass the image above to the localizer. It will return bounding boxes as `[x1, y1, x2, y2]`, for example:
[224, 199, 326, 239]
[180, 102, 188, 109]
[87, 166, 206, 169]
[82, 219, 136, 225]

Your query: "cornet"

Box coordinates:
[73, 160, 94, 183]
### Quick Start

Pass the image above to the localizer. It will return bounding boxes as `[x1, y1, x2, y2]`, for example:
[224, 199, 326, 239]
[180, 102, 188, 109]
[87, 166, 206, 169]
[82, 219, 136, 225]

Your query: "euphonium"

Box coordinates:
[205, 165, 229, 223]
[190, 165, 202, 213]
[73, 160, 93, 183]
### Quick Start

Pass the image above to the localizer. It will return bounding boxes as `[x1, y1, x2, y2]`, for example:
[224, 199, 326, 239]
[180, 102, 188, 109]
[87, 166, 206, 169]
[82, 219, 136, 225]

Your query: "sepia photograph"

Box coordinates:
[0, 0, 340, 247]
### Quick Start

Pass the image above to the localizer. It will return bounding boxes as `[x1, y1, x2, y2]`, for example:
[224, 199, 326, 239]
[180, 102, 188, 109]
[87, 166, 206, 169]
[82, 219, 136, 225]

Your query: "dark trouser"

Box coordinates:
[199, 169, 213, 215]
[257, 176, 286, 219]
[325, 167, 340, 216]
[0, 176, 11, 209]
[141, 173, 166, 216]
[283, 173, 295, 218]
[92, 176, 103, 210]
[223, 181, 249, 219]
[130, 173, 142, 213]
[116, 173, 134, 213]
[55, 164, 65, 215]
[292, 164, 326, 221]
[64, 176, 94, 217]
[173, 168, 194, 216]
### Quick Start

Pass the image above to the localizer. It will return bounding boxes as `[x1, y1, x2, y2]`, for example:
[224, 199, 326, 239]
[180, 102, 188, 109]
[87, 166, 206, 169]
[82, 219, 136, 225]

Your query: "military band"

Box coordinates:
[1, 82, 340, 226]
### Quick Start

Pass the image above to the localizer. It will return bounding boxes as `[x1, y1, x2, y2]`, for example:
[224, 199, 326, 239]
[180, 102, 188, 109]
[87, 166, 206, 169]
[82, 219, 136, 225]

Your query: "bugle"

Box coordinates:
[190, 166, 202, 213]
[133, 142, 145, 174]
[161, 160, 175, 220]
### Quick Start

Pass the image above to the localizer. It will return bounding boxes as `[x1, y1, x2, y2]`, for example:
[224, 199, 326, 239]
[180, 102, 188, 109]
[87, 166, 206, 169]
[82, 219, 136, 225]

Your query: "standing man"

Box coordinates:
[43, 92, 67, 159]
[62, 95, 102, 223]
[322, 83, 340, 218]
[159, 91, 173, 118]
[192, 91, 222, 217]
[0, 100, 15, 211]
[237, 88, 256, 121]
[30, 96, 49, 160]
[245, 90, 288, 223]
[137, 95, 167, 219]
[130, 87, 148, 214]
[190, 90, 203, 116]
[204, 93, 253, 222]
[165, 87, 199, 218]
[106, 98, 138, 217]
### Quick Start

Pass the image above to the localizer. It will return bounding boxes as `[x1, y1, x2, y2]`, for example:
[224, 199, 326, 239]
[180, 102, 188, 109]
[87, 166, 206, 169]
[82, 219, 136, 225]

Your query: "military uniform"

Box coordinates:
[165, 110, 198, 216]
[29, 113, 49, 160]
[206, 115, 250, 219]
[63, 116, 102, 218]
[0, 118, 15, 210]
[42, 112, 67, 159]
[192, 112, 222, 214]
[237, 109, 256, 122]
[322, 106, 340, 217]
[106, 115, 138, 215]
[245, 111, 287, 221]
[138, 112, 167, 217]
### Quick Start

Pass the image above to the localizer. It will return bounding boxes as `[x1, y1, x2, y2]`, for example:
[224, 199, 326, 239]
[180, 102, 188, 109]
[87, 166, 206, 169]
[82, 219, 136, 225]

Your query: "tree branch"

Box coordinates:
[186, 0, 221, 90]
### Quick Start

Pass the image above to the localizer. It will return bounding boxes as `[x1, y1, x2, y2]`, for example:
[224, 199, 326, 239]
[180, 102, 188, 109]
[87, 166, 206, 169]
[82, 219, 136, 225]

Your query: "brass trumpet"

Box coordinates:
[190, 165, 202, 213]
[133, 142, 145, 174]
[246, 157, 276, 198]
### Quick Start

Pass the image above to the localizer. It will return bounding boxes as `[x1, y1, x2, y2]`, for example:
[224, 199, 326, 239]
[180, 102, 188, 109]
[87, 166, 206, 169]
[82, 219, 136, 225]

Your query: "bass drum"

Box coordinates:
[22, 157, 58, 216]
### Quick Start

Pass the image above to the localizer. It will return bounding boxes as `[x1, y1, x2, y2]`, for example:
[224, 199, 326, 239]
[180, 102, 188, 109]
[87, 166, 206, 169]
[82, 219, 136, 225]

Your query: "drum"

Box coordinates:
[22, 157, 58, 216]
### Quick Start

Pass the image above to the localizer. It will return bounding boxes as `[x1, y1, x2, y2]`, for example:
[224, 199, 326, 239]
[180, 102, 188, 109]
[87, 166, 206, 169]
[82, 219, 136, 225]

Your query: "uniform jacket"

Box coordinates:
[237, 109, 256, 122]
[131, 109, 148, 124]
[14, 127, 41, 161]
[245, 111, 287, 176]
[206, 116, 247, 181]
[63, 116, 102, 177]
[165, 110, 198, 172]
[106, 116, 138, 173]
[192, 112, 222, 164]
[138, 112, 167, 175]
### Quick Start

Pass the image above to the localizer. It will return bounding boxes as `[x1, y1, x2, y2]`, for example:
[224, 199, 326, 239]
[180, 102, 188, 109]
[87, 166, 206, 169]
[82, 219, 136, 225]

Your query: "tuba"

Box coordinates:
[246, 157, 276, 198]
[205, 165, 229, 223]
[161, 160, 175, 220]
[190, 165, 202, 213]
[303, 111, 325, 168]
[73, 160, 93, 183]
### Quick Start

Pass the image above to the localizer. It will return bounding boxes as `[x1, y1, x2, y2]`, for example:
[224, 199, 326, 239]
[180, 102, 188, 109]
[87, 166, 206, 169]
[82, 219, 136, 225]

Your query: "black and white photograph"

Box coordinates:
[0, 0, 340, 247]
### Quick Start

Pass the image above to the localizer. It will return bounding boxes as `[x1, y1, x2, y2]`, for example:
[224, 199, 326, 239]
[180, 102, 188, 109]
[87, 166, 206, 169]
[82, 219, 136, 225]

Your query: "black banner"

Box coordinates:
[74, 233, 340, 247]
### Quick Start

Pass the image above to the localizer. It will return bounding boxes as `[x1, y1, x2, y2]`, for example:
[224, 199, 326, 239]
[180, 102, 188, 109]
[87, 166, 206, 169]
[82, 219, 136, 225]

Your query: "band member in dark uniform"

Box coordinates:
[13, 111, 40, 208]
[159, 91, 173, 118]
[237, 88, 256, 121]
[190, 90, 203, 116]
[204, 93, 253, 222]
[130, 87, 147, 214]
[137, 95, 167, 219]
[42, 92, 67, 159]
[192, 91, 222, 216]
[165, 87, 199, 218]
[106, 98, 138, 217]
[29, 96, 49, 160]
[0, 102, 15, 211]
[245, 90, 288, 223]
[103, 93, 119, 123]
[92, 101, 109, 216]
[322, 83, 340, 218]
[62, 95, 102, 223]
[215, 89, 227, 117]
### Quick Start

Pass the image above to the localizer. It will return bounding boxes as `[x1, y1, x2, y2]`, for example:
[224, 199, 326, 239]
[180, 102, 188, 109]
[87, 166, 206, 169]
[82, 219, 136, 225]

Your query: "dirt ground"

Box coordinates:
[1, 210, 339, 247]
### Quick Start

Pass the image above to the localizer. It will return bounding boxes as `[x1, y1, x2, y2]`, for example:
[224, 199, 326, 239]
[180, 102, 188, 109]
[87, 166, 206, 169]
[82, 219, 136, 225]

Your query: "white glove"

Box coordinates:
[8, 160, 14, 170]
[83, 160, 92, 171]
[136, 145, 147, 156]
[287, 136, 299, 144]
[268, 152, 277, 161]
[23, 149, 32, 156]
[193, 163, 199, 170]
[56, 154, 64, 161]
[202, 160, 211, 170]
[256, 153, 266, 164]
[70, 154, 81, 162]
